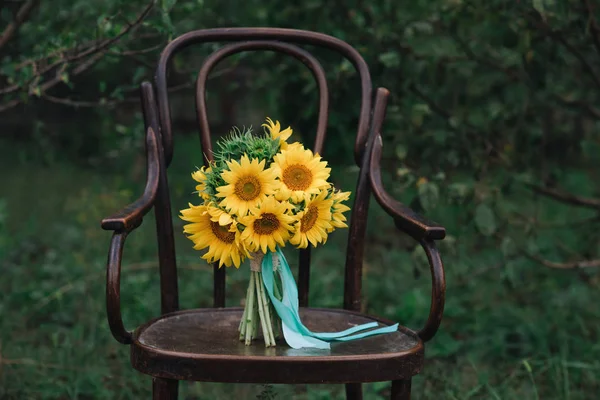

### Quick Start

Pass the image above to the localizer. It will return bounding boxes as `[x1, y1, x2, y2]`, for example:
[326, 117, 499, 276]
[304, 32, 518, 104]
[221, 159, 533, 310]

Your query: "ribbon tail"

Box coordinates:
[309, 322, 380, 340]
[262, 247, 398, 350]
[331, 323, 400, 342]
[282, 323, 330, 350]
[262, 252, 327, 349]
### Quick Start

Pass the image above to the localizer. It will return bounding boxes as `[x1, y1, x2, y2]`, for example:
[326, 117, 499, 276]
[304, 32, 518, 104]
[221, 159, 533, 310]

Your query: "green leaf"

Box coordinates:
[474, 203, 496, 236]
[395, 144, 408, 160]
[533, 0, 546, 20]
[440, 234, 457, 255]
[378, 51, 401, 68]
[501, 237, 517, 258]
[522, 359, 533, 373]
[411, 245, 429, 266]
[418, 181, 439, 211]
[162, 0, 178, 12]
[396, 167, 411, 178]
[413, 103, 431, 115]
[132, 67, 147, 84]
[161, 11, 174, 34]
[448, 182, 471, 200]
[427, 329, 462, 357]
[411, 103, 431, 127]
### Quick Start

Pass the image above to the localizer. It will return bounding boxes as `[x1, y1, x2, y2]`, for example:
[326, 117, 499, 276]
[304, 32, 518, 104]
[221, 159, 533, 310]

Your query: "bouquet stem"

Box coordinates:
[239, 265, 279, 347]
[243, 272, 255, 345]
[259, 272, 276, 345]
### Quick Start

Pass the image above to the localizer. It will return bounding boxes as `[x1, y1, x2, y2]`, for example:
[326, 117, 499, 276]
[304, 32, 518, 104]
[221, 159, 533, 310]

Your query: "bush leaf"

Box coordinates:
[474, 203, 496, 236]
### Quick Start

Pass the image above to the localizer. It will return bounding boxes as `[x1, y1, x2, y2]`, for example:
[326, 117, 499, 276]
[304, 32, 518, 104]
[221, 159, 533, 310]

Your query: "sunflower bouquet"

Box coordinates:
[181, 118, 396, 349]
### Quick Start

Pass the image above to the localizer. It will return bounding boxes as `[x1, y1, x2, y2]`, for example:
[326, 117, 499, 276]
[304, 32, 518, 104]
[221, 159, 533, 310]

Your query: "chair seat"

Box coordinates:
[130, 308, 423, 383]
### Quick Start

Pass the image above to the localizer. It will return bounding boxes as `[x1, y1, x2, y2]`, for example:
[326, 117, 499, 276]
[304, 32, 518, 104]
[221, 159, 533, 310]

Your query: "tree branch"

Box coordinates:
[41, 93, 138, 107]
[37, 51, 106, 95]
[508, 211, 600, 228]
[12, 38, 107, 72]
[528, 10, 600, 90]
[0, 0, 40, 51]
[55, 0, 156, 68]
[528, 184, 600, 209]
[0, 0, 157, 113]
[108, 43, 162, 57]
[40, 80, 195, 108]
[28, 0, 155, 82]
[409, 83, 452, 120]
[452, 32, 523, 82]
[0, 99, 20, 113]
[409, 83, 482, 134]
[524, 251, 600, 269]
[553, 93, 600, 119]
[582, 0, 600, 55]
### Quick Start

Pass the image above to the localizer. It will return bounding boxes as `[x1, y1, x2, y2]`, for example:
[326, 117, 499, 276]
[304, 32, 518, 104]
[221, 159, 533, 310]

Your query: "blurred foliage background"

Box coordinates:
[1, 0, 600, 399]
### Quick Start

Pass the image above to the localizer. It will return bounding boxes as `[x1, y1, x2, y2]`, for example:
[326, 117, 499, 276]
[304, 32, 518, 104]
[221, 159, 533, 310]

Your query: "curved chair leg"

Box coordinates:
[391, 379, 411, 400]
[345, 383, 362, 399]
[153, 378, 178, 400]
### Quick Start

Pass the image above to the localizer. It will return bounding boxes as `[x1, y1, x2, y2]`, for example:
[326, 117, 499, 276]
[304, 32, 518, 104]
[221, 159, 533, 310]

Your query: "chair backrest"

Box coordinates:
[142, 28, 388, 315]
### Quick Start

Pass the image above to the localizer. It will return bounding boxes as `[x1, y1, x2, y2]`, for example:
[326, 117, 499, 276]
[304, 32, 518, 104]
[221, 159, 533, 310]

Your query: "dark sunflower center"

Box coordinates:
[282, 164, 312, 191]
[210, 221, 236, 243]
[253, 213, 280, 235]
[234, 176, 261, 201]
[300, 205, 318, 233]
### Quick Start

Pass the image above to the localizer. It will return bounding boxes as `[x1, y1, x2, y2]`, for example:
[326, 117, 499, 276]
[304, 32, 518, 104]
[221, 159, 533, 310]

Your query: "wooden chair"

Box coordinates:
[101, 28, 446, 400]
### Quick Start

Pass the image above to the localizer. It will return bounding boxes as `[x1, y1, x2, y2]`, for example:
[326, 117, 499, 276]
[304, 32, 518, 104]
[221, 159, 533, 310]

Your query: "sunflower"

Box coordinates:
[216, 155, 277, 216]
[284, 141, 304, 152]
[192, 166, 211, 200]
[290, 191, 333, 249]
[262, 117, 292, 150]
[239, 196, 295, 253]
[180, 203, 246, 268]
[328, 189, 351, 232]
[207, 205, 235, 226]
[272, 144, 331, 203]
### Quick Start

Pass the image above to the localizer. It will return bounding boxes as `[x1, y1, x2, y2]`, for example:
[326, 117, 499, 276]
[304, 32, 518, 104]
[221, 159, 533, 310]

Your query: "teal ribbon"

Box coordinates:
[261, 247, 399, 350]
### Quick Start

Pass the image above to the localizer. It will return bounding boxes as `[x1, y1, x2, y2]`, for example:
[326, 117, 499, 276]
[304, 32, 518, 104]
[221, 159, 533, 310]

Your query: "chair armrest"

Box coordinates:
[106, 232, 132, 344]
[101, 126, 160, 233]
[415, 239, 446, 342]
[102, 126, 160, 344]
[369, 134, 446, 241]
[365, 99, 446, 342]
[368, 134, 446, 342]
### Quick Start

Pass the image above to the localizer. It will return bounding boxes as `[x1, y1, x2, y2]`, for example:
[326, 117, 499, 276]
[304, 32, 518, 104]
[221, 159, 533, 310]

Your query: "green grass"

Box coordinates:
[1, 136, 599, 399]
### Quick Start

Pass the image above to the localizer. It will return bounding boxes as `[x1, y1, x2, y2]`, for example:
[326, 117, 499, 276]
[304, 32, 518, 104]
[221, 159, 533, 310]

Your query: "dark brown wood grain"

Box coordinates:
[213, 263, 226, 308]
[195, 40, 330, 164]
[346, 383, 363, 400]
[417, 240, 446, 342]
[103, 123, 163, 344]
[142, 82, 180, 315]
[391, 379, 412, 400]
[106, 232, 132, 344]
[369, 134, 446, 241]
[343, 88, 389, 311]
[194, 41, 330, 307]
[155, 28, 373, 167]
[131, 308, 423, 383]
[366, 111, 446, 341]
[298, 247, 311, 307]
[100, 126, 160, 233]
[100, 28, 448, 399]
[152, 378, 178, 400]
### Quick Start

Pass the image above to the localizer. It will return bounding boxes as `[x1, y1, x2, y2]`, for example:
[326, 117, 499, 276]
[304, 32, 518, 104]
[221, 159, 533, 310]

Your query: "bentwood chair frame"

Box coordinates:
[101, 28, 446, 400]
